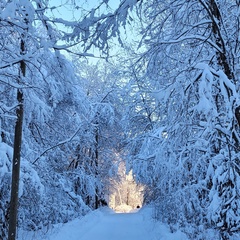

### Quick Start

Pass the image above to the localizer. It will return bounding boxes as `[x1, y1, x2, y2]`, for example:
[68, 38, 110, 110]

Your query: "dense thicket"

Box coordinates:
[0, 1, 123, 239]
[122, 1, 240, 239]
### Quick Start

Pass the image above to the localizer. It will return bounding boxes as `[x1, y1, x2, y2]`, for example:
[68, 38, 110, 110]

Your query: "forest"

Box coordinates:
[0, 0, 240, 240]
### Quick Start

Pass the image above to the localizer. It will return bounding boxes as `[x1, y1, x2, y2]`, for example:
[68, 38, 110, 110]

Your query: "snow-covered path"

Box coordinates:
[18, 207, 188, 240]
[80, 212, 148, 240]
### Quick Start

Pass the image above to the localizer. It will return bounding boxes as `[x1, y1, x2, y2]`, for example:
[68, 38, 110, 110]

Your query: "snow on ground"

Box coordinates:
[115, 203, 134, 213]
[18, 206, 188, 240]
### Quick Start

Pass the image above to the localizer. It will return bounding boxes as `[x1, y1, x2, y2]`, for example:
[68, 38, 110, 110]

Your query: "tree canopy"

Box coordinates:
[0, 1, 240, 240]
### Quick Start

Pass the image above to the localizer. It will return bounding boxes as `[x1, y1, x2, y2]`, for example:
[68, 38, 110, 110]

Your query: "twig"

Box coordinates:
[32, 126, 82, 164]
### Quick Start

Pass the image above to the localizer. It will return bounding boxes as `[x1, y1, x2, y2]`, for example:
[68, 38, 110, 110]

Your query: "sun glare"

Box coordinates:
[109, 165, 145, 213]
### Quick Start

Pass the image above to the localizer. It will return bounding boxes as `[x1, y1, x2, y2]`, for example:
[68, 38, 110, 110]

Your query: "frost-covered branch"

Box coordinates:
[32, 126, 82, 164]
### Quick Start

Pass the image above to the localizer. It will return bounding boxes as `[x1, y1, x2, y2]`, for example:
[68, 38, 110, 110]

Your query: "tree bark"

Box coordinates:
[8, 39, 25, 240]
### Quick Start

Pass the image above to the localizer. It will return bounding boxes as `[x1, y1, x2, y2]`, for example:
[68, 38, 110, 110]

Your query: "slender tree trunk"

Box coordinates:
[8, 39, 25, 240]
[208, 0, 234, 80]
[117, 188, 123, 205]
[95, 125, 99, 209]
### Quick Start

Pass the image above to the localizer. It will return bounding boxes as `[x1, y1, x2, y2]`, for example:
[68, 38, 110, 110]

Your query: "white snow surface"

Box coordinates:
[18, 207, 188, 240]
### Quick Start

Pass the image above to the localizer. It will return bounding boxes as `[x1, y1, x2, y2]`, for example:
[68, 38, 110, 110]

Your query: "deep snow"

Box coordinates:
[18, 207, 188, 240]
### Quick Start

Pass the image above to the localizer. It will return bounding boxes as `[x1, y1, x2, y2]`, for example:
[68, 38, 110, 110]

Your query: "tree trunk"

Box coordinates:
[208, 0, 234, 80]
[94, 125, 99, 209]
[8, 39, 25, 240]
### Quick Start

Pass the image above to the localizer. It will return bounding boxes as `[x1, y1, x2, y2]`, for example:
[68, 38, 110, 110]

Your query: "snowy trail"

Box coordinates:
[79, 212, 149, 240]
[18, 207, 188, 240]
